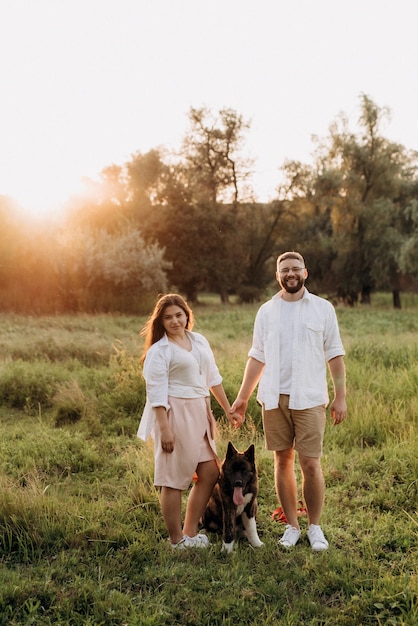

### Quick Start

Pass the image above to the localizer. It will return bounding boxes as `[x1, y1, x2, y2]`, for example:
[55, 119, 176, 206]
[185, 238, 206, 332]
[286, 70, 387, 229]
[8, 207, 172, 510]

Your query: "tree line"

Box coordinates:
[1, 94, 417, 314]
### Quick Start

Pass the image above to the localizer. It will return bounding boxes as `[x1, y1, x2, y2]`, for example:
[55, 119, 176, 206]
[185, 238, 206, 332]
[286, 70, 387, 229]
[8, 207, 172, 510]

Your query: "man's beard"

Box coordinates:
[282, 276, 305, 294]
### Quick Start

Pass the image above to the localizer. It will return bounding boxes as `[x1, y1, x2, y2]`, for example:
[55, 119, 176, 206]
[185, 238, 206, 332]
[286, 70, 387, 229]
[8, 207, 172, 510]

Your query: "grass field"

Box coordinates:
[0, 296, 417, 625]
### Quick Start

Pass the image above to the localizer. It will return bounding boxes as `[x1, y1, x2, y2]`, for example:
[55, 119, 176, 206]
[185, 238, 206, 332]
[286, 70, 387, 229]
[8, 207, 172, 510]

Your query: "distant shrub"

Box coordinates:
[96, 343, 146, 422]
[0, 360, 65, 411]
[53, 380, 89, 427]
[237, 286, 264, 303]
[55, 406, 83, 426]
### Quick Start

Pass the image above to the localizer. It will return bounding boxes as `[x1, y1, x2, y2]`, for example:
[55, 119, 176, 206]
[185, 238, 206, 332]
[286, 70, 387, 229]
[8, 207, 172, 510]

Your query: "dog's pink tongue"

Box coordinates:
[233, 486, 244, 506]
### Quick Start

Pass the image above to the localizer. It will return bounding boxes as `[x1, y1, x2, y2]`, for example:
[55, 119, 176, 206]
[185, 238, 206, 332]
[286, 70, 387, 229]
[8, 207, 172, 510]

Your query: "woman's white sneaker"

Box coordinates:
[171, 537, 187, 550]
[278, 525, 301, 548]
[171, 533, 209, 549]
[188, 533, 210, 548]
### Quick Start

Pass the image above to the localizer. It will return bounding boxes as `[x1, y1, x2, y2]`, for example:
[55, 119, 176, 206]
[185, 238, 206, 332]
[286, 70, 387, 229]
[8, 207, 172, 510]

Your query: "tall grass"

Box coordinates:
[0, 300, 417, 625]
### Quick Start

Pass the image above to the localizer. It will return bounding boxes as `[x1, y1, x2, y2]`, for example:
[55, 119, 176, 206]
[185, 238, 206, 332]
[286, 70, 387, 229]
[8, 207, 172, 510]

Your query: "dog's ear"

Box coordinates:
[244, 443, 255, 463]
[226, 441, 238, 459]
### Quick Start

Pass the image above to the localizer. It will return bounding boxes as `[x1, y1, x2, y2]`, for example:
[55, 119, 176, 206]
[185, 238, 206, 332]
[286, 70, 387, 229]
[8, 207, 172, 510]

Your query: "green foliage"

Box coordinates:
[181, 106, 252, 205]
[53, 380, 88, 427]
[0, 305, 417, 625]
[54, 226, 170, 312]
[0, 221, 169, 314]
[0, 360, 65, 410]
[2, 99, 418, 311]
[0, 314, 149, 443]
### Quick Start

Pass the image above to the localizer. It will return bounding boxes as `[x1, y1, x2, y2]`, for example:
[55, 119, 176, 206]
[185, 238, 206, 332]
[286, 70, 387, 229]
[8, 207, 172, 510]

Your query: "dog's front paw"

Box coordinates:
[249, 538, 264, 548]
[221, 540, 235, 553]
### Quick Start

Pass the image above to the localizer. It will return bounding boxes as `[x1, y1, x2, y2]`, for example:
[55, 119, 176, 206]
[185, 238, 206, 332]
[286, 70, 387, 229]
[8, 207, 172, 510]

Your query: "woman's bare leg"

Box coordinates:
[160, 486, 183, 544]
[183, 459, 219, 537]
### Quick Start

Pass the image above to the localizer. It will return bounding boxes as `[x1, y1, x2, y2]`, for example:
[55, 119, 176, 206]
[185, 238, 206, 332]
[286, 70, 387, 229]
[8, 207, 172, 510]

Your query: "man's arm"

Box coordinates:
[230, 357, 265, 420]
[327, 355, 347, 425]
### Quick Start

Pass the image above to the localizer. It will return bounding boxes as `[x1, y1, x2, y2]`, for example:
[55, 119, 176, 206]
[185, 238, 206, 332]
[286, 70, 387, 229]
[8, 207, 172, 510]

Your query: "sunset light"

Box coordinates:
[1, 1, 417, 224]
[2, 169, 84, 221]
[0, 6, 417, 616]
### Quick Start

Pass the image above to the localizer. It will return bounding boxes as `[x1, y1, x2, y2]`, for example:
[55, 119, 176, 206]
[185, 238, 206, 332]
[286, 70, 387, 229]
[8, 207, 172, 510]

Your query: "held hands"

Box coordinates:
[228, 410, 244, 429]
[229, 397, 247, 429]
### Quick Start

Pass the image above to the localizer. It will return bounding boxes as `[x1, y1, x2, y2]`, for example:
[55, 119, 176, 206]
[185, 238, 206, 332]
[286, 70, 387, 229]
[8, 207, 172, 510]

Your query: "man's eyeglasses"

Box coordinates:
[278, 267, 305, 275]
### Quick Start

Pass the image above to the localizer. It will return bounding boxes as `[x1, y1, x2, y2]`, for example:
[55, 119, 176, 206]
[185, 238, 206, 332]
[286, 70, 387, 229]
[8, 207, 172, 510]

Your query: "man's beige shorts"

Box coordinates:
[262, 394, 326, 457]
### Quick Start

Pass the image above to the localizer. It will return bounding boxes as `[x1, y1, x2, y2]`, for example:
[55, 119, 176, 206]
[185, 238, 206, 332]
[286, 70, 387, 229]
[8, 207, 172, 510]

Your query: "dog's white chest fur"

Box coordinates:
[235, 492, 253, 516]
[223, 493, 264, 553]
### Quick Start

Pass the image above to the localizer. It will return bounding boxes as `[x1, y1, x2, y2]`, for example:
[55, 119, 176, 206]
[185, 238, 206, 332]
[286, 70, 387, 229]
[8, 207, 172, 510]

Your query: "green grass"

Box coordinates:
[0, 298, 417, 625]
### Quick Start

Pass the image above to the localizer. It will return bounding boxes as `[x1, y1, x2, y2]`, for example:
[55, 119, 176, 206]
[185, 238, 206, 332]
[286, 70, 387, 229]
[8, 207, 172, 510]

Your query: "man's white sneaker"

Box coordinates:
[307, 524, 329, 551]
[278, 525, 301, 548]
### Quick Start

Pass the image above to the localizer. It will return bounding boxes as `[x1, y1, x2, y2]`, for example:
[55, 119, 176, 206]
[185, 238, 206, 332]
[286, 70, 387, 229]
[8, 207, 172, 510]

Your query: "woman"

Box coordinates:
[137, 294, 242, 549]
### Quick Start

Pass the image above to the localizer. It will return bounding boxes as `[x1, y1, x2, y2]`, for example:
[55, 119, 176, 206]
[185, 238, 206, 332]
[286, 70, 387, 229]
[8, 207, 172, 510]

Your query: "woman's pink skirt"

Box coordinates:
[153, 396, 218, 490]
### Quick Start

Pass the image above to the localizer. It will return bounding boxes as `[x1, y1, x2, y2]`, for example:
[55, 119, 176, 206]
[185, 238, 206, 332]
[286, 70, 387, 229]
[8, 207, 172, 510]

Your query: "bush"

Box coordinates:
[237, 285, 264, 303]
[0, 360, 66, 411]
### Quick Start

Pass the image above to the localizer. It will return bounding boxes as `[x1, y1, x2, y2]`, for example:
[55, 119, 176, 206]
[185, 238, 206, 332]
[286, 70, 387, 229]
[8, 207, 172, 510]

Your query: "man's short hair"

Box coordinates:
[277, 251, 305, 266]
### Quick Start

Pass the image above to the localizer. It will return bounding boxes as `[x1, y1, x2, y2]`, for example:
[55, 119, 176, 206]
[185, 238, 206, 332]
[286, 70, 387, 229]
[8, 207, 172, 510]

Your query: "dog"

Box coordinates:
[201, 441, 263, 552]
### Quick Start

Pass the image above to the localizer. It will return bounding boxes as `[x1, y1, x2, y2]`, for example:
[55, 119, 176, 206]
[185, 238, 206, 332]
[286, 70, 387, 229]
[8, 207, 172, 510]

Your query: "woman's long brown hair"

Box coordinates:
[140, 293, 194, 363]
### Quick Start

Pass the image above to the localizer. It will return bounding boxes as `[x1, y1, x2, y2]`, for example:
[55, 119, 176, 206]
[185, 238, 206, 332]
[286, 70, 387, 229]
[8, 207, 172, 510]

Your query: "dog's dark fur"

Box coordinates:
[201, 442, 263, 552]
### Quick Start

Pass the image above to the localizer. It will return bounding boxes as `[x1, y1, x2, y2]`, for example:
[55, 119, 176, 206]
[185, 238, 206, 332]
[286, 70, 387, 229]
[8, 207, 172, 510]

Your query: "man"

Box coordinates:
[231, 251, 346, 551]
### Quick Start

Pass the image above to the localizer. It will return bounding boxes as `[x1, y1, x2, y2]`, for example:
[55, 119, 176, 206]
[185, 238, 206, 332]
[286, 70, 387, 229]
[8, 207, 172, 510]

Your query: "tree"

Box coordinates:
[125, 108, 255, 302]
[126, 149, 169, 218]
[136, 186, 242, 303]
[399, 197, 418, 292]
[66, 165, 130, 232]
[181, 106, 252, 206]
[0, 196, 21, 289]
[232, 200, 292, 301]
[272, 161, 338, 294]
[310, 94, 418, 305]
[54, 225, 170, 312]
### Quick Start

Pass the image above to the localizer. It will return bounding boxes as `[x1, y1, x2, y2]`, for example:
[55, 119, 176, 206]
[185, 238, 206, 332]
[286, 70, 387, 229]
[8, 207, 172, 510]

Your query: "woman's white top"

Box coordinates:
[137, 330, 222, 441]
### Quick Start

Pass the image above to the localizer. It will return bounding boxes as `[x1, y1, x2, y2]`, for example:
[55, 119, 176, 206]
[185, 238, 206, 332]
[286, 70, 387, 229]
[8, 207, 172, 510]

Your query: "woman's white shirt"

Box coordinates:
[137, 331, 222, 441]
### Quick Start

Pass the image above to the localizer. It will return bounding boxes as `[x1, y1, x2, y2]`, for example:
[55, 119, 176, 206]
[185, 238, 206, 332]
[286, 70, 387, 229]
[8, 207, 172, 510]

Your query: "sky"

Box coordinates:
[1, 0, 417, 219]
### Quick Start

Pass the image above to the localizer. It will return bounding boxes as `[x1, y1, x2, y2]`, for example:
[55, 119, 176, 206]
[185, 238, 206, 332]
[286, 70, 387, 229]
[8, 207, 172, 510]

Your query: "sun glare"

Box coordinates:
[15, 193, 66, 222]
[3, 174, 86, 224]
